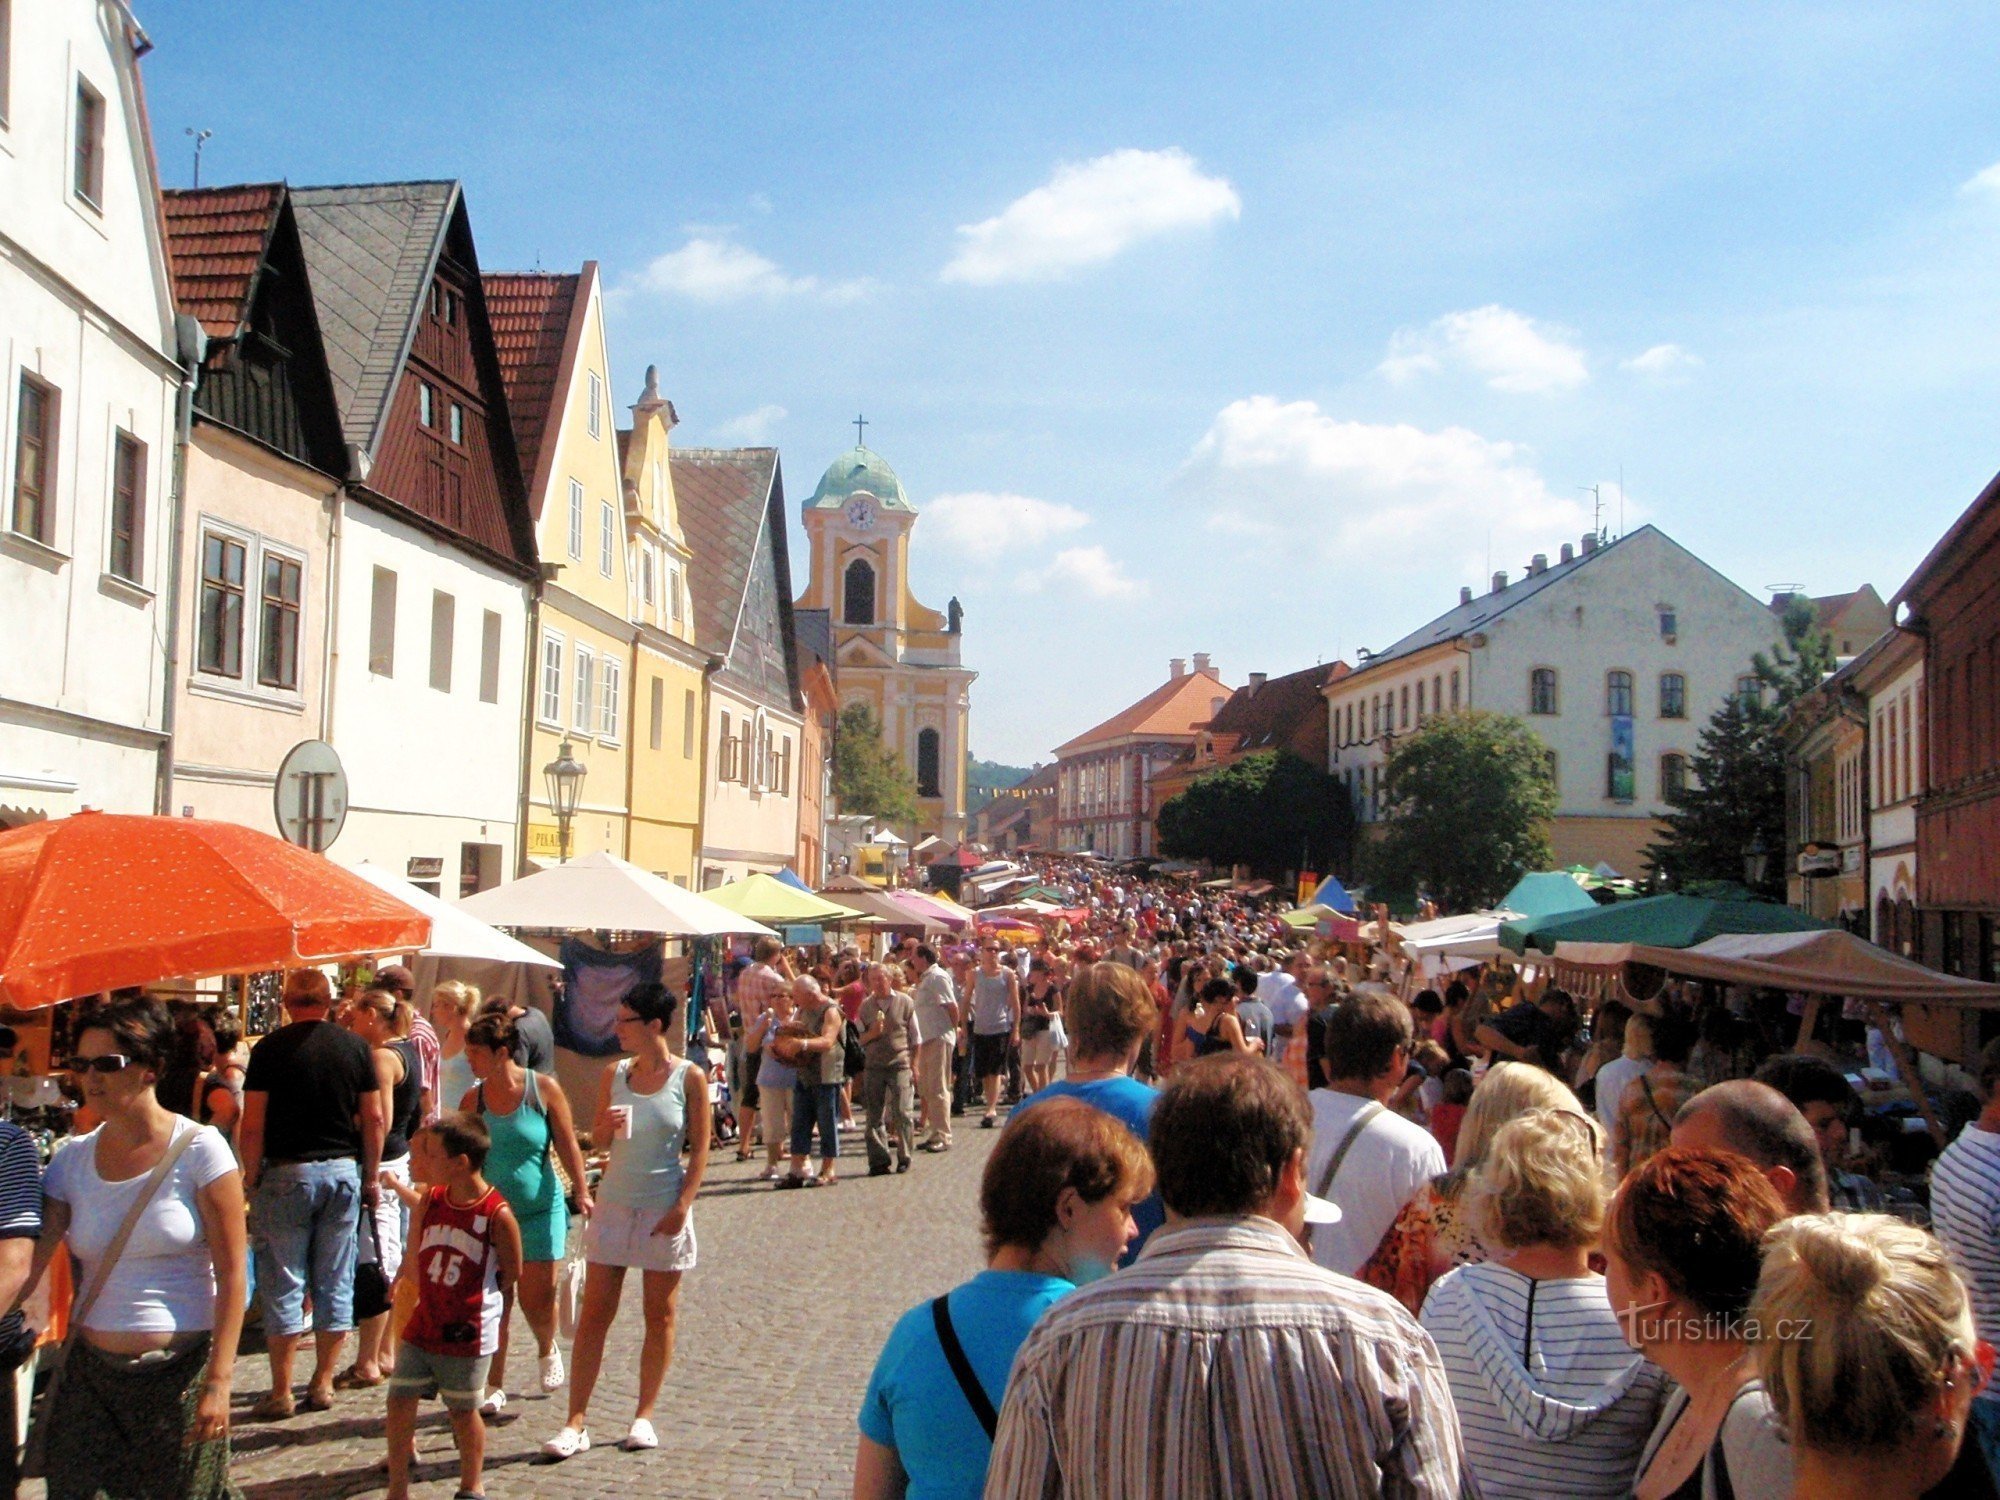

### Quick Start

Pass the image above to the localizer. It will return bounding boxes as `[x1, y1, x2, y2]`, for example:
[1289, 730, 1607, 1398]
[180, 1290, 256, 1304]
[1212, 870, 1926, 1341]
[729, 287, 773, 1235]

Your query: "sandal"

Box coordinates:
[775, 1174, 808, 1190]
[302, 1387, 335, 1412]
[250, 1394, 296, 1421]
[334, 1365, 385, 1390]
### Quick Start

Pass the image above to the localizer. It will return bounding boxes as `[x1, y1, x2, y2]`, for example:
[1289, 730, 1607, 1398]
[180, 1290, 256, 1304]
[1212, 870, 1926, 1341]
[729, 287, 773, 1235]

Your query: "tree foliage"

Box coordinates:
[831, 703, 918, 824]
[1156, 752, 1353, 877]
[1363, 711, 1557, 911]
[1644, 599, 1834, 898]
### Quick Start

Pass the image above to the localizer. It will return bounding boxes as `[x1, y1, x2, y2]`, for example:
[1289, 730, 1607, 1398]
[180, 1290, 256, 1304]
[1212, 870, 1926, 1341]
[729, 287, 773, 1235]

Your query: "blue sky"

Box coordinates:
[141, 3, 2000, 764]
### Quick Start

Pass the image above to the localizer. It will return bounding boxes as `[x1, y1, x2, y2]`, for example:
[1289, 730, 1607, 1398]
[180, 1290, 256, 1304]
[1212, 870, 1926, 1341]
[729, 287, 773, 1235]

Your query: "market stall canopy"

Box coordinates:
[1497, 872, 1599, 922]
[704, 872, 861, 926]
[1552, 929, 2000, 1005]
[346, 861, 559, 968]
[773, 868, 815, 893]
[0, 812, 431, 1009]
[1303, 874, 1358, 915]
[1395, 913, 1506, 960]
[456, 851, 774, 938]
[883, 890, 973, 932]
[817, 876, 946, 931]
[1501, 891, 1829, 956]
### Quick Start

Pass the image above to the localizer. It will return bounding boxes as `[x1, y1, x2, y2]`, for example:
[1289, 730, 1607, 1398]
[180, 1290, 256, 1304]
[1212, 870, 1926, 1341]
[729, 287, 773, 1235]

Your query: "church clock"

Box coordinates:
[844, 495, 877, 532]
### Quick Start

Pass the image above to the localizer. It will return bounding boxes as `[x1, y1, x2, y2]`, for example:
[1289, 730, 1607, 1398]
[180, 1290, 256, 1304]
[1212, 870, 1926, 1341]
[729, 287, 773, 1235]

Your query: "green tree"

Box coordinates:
[1363, 711, 1557, 910]
[831, 703, 918, 824]
[1156, 752, 1353, 877]
[1644, 599, 1832, 898]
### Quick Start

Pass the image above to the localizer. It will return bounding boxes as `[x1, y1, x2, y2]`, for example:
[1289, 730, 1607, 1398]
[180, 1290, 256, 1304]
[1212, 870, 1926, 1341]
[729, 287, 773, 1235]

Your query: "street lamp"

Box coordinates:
[1742, 831, 1770, 891]
[544, 739, 587, 864]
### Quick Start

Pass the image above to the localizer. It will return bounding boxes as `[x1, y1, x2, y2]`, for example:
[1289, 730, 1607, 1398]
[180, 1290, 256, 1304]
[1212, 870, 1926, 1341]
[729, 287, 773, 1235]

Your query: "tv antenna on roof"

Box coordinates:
[185, 127, 212, 188]
[1580, 483, 1604, 541]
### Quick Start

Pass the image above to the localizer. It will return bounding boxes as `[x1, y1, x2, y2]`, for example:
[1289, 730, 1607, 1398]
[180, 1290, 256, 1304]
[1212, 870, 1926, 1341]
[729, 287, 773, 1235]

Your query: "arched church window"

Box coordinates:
[916, 728, 941, 799]
[843, 558, 876, 625]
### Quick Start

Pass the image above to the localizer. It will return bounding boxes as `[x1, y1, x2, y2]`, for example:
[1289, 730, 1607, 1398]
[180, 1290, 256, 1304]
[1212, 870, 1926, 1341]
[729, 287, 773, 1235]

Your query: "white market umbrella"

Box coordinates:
[455, 851, 775, 938]
[345, 860, 560, 967]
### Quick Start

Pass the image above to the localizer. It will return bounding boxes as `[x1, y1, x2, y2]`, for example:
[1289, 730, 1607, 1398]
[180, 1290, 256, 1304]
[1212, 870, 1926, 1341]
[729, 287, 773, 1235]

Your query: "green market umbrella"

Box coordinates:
[703, 872, 862, 926]
[1496, 872, 1599, 922]
[1500, 892, 1831, 956]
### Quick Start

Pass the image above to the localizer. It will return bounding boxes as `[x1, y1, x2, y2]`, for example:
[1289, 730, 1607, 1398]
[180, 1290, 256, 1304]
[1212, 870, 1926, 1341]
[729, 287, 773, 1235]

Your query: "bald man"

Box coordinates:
[1670, 1079, 1830, 1216]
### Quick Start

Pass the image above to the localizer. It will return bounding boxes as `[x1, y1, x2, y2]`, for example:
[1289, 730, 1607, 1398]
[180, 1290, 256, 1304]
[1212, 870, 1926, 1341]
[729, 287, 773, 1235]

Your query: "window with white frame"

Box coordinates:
[197, 531, 248, 678]
[539, 632, 564, 723]
[587, 372, 603, 438]
[258, 550, 303, 690]
[640, 550, 654, 606]
[600, 656, 621, 741]
[567, 480, 583, 559]
[599, 500, 614, 576]
[73, 76, 104, 207]
[573, 645, 594, 732]
[196, 525, 306, 694]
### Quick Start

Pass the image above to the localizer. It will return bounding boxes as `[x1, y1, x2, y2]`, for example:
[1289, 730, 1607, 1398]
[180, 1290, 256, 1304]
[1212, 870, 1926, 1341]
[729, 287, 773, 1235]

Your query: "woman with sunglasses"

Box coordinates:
[29, 997, 246, 1499]
[1752, 1212, 1985, 1500]
[542, 982, 707, 1460]
[1420, 1108, 1668, 1499]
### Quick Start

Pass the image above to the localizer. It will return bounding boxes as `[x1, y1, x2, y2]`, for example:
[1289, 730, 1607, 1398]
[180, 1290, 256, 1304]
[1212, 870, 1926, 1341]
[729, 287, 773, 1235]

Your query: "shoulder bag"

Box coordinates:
[1313, 1100, 1385, 1202]
[930, 1294, 998, 1440]
[22, 1121, 202, 1477]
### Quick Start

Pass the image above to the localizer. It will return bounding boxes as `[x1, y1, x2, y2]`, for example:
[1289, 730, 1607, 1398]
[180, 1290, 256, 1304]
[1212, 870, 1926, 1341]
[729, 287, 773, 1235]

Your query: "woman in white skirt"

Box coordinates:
[542, 981, 709, 1459]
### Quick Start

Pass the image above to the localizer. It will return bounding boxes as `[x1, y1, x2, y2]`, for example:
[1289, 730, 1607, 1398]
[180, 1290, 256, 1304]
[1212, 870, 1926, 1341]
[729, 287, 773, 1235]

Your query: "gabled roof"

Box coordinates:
[673, 447, 782, 658]
[1056, 668, 1233, 757]
[482, 270, 583, 512]
[289, 181, 458, 455]
[160, 183, 285, 341]
[1205, 661, 1349, 755]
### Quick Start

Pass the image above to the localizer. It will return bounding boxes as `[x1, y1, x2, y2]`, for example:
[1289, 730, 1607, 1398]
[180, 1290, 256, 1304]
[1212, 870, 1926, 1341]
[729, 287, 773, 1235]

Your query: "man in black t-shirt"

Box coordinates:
[239, 969, 384, 1417]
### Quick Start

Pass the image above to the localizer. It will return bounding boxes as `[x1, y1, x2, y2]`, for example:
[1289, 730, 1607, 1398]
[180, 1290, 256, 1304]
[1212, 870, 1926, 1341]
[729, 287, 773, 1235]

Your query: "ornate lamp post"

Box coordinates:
[544, 739, 587, 864]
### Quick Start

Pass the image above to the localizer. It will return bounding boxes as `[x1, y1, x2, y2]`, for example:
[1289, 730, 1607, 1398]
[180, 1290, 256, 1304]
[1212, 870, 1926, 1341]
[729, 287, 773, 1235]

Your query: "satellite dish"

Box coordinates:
[274, 739, 348, 852]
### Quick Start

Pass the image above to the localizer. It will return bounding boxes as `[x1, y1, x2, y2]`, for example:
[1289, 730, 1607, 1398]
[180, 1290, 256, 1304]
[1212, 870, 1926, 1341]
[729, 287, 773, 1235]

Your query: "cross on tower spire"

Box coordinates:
[853, 413, 868, 447]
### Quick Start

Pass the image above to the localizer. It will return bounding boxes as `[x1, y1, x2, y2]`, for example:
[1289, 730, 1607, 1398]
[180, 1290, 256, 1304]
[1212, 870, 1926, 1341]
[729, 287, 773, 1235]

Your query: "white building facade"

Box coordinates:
[0, 0, 184, 825]
[1852, 628, 1924, 956]
[1326, 527, 1785, 876]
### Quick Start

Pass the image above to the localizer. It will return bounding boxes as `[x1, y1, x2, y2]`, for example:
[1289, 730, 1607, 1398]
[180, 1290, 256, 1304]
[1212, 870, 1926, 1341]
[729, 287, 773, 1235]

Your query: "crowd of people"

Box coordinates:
[7, 855, 2000, 1498]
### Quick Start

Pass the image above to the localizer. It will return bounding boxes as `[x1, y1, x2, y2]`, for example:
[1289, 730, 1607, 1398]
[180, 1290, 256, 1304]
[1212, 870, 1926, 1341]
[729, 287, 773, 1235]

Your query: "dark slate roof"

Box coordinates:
[483, 271, 581, 513]
[673, 447, 781, 657]
[794, 607, 834, 674]
[1206, 661, 1348, 758]
[289, 181, 457, 454]
[160, 183, 285, 341]
[1365, 528, 1641, 669]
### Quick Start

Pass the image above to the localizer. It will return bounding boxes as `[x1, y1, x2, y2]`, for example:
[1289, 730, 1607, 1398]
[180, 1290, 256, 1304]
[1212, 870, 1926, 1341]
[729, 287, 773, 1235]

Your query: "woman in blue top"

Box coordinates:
[855, 1098, 1154, 1500]
[543, 982, 709, 1460]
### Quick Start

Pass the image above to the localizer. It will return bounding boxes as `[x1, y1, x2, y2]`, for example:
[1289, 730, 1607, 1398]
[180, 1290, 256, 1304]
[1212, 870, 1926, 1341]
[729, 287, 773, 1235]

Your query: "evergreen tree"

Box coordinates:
[1363, 712, 1557, 910]
[1156, 752, 1353, 877]
[831, 703, 919, 824]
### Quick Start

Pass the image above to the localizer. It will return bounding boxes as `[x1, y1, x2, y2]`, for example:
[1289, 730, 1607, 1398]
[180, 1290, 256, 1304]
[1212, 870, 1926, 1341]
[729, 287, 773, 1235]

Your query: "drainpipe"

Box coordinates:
[154, 315, 204, 816]
[693, 653, 723, 885]
[514, 566, 556, 878]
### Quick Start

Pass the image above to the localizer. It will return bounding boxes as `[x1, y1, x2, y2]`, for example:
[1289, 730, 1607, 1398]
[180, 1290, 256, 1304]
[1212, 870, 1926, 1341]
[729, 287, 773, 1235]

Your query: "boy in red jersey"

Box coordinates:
[386, 1113, 522, 1500]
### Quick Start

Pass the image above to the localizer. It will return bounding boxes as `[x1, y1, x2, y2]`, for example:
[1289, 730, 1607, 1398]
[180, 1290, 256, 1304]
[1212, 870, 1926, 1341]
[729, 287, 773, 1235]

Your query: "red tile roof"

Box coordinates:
[482, 271, 581, 513]
[1203, 660, 1348, 763]
[160, 183, 285, 342]
[1055, 668, 1234, 756]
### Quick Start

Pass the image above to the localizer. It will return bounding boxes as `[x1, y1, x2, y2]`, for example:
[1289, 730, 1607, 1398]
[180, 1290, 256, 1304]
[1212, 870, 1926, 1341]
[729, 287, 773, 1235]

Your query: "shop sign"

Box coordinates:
[527, 823, 564, 859]
[406, 855, 444, 881]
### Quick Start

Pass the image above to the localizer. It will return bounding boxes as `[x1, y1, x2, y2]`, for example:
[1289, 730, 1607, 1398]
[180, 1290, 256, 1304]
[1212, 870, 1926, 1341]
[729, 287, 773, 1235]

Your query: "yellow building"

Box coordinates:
[620, 371, 707, 884]
[486, 265, 634, 867]
[795, 444, 974, 843]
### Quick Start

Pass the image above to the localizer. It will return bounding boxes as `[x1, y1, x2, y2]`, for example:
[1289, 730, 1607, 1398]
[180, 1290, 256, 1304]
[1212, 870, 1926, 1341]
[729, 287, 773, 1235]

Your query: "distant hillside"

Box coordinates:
[966, 756, 1032, 814]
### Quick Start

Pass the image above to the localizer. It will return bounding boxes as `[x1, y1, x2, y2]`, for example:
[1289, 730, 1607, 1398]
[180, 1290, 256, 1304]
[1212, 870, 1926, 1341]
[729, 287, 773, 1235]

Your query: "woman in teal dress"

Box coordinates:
[460, 1010, 592, 1415]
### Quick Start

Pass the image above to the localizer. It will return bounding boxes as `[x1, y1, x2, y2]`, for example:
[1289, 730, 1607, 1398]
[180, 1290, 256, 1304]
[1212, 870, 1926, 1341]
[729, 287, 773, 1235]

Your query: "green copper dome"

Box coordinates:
[806, 445, 914, 512]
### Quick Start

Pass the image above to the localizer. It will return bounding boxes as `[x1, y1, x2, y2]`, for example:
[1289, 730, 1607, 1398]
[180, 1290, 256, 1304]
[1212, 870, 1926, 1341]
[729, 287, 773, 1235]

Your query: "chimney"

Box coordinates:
[1192, 652, 1213, 674]
[1169, 657, 1186, 680]
[1560, 542, 1574, 564]
[1530, 552, 1548, 575]
[1491, 570, 1509, 594]
[1459, 585, 1474, 606]
[1581, 532, 1598, 554]
[1247, 672, 1267, 696]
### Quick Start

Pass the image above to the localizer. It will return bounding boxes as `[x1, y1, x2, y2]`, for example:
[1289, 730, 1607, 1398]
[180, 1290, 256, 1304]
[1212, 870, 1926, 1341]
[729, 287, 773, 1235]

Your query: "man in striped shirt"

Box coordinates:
[986, 1054, 1470, 1499]
[1931, 1037, 2000, 1480]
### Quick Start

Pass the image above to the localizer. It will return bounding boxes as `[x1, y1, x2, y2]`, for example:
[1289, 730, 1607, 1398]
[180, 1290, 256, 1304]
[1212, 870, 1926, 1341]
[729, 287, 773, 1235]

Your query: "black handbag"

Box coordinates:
[352, 1212, 391, 1322]
[842, 1020, 868, 1079]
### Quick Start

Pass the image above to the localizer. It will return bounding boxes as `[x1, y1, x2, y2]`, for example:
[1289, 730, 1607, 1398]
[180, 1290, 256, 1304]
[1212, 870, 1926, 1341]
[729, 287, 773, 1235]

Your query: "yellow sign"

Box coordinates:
[855, 845, 889, 886]
[527, 823, 566, 860]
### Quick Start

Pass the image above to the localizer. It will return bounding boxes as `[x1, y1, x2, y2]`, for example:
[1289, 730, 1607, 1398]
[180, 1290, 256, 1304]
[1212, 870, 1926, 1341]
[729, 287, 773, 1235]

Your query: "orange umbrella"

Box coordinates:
[0, 812, 431, 1009]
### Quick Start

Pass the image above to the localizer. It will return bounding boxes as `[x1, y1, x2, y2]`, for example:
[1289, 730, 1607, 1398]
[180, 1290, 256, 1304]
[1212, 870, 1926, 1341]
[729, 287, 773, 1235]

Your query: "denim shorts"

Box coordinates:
[251, 1159, 361, 1336]
[388, 1341, 491, 1412]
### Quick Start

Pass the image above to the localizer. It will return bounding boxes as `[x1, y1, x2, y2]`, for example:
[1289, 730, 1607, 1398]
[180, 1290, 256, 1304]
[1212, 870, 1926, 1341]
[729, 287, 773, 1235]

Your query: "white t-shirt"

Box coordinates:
[1258, 971, 1308, 1029]
[1593, 1055, 1648, 1160]
[45, 1122, 236, 1334]
[1305, 1088, 1445, 1277]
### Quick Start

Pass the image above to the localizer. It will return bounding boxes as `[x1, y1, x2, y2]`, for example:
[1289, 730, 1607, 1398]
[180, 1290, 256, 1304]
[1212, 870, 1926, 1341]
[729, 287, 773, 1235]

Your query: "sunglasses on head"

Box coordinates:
[65, 1054, 134, 1076]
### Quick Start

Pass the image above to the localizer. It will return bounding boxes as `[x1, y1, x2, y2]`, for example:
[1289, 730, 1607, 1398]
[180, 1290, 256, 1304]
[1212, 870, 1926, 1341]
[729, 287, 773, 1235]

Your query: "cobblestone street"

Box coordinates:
[217, 1120, 997, 1500]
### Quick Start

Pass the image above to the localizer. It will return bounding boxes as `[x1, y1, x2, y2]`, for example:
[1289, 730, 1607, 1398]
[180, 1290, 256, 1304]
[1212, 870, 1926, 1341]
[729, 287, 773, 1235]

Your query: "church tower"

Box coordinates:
[796, 438, 974, 843]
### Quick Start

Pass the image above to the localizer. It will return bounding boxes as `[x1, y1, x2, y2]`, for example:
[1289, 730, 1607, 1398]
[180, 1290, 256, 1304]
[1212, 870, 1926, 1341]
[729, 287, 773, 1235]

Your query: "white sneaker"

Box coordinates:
[622, 1417, 659, 1451]
[541, 1425, 590, 1460]
[540, 1345, 565, 1392]
[478, 1387, 507, 1418]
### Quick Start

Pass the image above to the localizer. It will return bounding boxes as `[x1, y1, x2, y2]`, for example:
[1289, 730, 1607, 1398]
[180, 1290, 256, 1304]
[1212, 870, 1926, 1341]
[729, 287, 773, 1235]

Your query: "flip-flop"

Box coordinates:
[249, 1395, 295, 1421]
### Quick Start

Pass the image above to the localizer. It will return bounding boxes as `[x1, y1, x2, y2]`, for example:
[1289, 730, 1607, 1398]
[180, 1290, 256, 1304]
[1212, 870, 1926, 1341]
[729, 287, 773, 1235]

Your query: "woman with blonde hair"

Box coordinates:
[430, 980, 480, 1125]
[1421, 1109, 1667, 1497]
[1752, 1213, 1984, 1500]
[1370, 1061, 1584, 1312]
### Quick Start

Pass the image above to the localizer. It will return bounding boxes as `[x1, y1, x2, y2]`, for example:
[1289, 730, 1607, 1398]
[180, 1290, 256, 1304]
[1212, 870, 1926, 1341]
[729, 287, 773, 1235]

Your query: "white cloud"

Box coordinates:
[924, 492, 1090, 556]
[715, 404, 787, 443]
[1960, 161, 2000, 196]
[1379, 305, 1590, 394]
[1175, 395, 1591, 560]
[1017, 545, 1147, 601]
[626, 236, 870, 304]
[942, 148, 1240, 285]
[1622, 342, 1703, 377]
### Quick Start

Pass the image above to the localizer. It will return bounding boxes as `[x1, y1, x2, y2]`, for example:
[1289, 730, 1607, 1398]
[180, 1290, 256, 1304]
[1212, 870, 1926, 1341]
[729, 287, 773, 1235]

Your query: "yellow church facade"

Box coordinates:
[795, 445, 973, 844]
